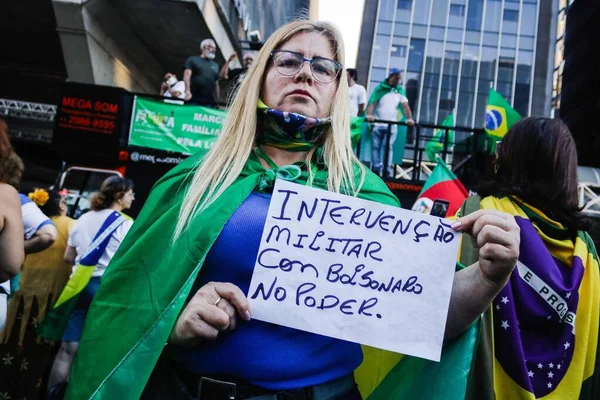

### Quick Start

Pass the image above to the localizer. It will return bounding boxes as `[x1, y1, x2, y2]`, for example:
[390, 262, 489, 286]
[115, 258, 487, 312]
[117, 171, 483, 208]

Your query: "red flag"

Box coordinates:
[411, 159, 468, 217]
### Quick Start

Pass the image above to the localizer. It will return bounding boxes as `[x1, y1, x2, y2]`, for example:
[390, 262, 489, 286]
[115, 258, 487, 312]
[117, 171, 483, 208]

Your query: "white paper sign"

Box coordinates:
[248, 179, 461, 361]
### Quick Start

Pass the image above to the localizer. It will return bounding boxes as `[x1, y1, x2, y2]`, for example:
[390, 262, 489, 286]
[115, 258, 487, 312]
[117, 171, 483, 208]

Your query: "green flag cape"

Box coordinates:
[350, 116, 364, 150]
[367, 82, 408, 114]
[360, 82, 409, 164]
[425, 114, 455, 162]
[66, 147, 482, 399]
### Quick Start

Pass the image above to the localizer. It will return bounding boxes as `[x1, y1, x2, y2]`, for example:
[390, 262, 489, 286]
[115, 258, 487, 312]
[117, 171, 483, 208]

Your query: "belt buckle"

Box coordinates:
[197, 377, 237, 400]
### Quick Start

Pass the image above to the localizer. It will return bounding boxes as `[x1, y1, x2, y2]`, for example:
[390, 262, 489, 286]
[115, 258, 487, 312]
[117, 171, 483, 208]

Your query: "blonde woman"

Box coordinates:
[66, 21, 520, 400]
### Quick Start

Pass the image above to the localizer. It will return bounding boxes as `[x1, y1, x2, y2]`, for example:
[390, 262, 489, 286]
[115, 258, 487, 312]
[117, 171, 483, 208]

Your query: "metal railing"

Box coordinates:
[357, 119, 487, 183]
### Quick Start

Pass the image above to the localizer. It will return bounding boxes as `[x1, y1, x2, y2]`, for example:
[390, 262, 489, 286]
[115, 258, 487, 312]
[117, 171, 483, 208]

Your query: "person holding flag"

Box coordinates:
[366, 68, 415, 177]
[425, 113, 455, 162]
[485, 88, 521, 153]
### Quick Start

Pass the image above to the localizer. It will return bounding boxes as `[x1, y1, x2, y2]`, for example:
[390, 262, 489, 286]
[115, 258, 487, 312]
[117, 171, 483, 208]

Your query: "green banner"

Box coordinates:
[129, 97, 226, 154]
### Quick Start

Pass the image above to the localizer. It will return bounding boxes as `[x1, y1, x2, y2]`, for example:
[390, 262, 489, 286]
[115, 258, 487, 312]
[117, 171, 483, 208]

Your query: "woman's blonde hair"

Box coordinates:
[175, 20, 365, 239]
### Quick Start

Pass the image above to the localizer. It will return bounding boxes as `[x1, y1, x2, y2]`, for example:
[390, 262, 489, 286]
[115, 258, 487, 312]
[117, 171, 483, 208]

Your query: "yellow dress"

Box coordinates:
[0, 215, 74, 396]
[1, 215, 74, 344]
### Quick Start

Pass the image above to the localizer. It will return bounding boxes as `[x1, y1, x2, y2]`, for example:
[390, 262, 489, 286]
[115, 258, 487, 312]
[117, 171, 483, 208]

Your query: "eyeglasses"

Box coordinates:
[270, 50, 343, 84]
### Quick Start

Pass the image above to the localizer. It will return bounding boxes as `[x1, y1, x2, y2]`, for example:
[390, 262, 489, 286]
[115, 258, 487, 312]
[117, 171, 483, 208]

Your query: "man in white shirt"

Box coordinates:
[366, 68, 415, 177]
[347, 68, 367, 117]
[160, 72, 186, 100]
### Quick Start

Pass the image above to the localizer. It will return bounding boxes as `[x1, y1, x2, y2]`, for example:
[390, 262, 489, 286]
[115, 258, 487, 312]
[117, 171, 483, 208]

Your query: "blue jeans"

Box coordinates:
[62, 277, 102, 342]
[371, 125, 397, 177]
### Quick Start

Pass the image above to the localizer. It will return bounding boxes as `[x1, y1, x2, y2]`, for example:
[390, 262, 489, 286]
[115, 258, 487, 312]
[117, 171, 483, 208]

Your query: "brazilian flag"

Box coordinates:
[485, 89, 521, 153]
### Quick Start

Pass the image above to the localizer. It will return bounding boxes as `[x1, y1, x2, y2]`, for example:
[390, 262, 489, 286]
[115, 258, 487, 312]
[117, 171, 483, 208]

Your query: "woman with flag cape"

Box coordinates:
[459, 117, 600, 399]
[62, 21, 521, 400]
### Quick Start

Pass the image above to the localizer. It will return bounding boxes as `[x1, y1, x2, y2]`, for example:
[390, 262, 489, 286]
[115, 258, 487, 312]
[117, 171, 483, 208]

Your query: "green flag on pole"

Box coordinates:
[350, 116, 365, 150]
[425, 113, 455, 162]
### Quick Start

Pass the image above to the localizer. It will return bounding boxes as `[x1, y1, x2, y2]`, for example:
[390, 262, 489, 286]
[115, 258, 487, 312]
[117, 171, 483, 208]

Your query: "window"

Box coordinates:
[445, 50, 461, 59]
[391, 45, 408, 57]
[430, 27, 445, 41]
[377, 21, 393, 35]
[439, 98, 456, 110]
[503, 9, 519, 22]
[520, 4, 536, 36]
[485, 0, 503, 32]
[499, 56, 515, 68]
[407, 39, 426, 72]
[397, 0, 412, 10]
[466, 0, 483, 31]
[450, 4, 465, 16]
[395, 21, 410, 36]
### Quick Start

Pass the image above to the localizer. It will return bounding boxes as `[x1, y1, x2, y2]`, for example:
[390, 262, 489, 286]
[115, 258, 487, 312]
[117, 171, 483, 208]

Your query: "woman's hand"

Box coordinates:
[452, 210, 520, 285]
[169, 282, 251, 347]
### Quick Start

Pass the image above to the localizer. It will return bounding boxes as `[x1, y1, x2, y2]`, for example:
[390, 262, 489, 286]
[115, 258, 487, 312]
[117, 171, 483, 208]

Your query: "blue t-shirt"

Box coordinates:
[172, 192, 362, 390]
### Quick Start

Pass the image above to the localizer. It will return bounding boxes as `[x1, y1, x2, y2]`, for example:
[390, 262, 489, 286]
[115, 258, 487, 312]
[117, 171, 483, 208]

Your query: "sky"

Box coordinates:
[317, 0, 366, 68]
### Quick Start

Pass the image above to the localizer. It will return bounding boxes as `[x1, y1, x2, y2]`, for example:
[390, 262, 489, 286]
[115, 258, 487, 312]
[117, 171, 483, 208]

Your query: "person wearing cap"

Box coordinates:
[366, 68, 414, 177]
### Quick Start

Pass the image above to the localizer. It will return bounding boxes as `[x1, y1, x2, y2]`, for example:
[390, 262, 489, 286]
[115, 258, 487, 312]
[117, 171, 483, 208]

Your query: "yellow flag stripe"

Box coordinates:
[53, 265, 96, 308]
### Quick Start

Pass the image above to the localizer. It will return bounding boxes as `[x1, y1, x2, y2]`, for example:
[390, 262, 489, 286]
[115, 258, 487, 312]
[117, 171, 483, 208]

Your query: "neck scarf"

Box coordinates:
[464, 196, 600, 400]
[256, 99, 331, 151]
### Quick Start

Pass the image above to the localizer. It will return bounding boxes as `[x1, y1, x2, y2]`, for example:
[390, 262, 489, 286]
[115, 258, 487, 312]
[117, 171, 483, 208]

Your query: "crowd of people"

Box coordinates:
[0, 19, 598, 400]
[158, 36, 414, 179]
[0, 120, 136, 398]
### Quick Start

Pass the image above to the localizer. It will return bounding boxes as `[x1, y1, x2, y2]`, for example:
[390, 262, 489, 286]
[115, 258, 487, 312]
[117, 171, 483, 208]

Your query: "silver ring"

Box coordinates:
[214, 297, 222, 306]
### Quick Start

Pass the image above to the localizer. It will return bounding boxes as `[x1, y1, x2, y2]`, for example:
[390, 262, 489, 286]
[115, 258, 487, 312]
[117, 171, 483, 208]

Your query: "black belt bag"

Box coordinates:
[142, 353, 358, 400]
[186, 373, 357, 400]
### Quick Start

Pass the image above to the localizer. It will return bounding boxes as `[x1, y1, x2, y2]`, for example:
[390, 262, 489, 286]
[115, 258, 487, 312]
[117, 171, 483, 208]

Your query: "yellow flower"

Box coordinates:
[28, 189, 50, 207]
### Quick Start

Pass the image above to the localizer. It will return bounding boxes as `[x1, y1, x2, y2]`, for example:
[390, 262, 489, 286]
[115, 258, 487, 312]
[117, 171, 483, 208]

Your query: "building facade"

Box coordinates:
[550, 0, 572, 115]
[357, 0, 555, 131]
[219, 0, 313, 44]
[558, 0, 600, 168]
